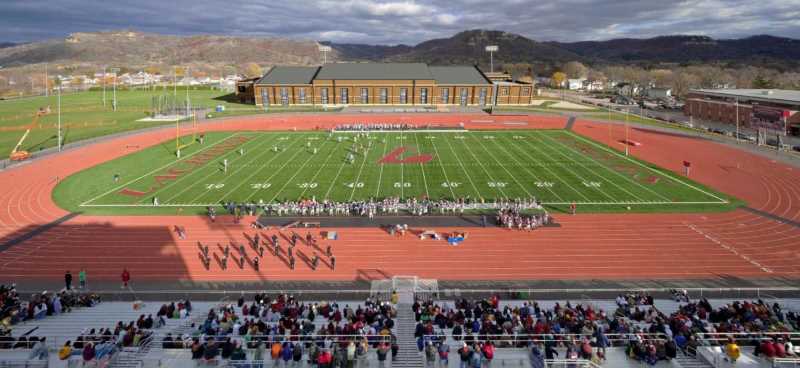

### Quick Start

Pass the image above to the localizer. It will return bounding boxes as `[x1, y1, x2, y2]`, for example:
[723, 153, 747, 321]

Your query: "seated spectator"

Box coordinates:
[58, 340, 72, 360]
[82, 342, 96, 363]
[28, 337, 48, 360]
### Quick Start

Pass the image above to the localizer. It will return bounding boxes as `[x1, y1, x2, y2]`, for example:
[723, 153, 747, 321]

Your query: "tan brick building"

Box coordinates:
[244, 62, 534, 107]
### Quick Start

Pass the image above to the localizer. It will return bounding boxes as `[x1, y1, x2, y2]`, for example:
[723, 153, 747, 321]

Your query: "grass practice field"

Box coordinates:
[54, 129, 740, 215]
[0, 89, 333, 158]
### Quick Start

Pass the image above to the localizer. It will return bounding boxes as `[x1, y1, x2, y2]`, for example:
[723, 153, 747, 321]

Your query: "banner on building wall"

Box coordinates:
[749, 105, 787, 133]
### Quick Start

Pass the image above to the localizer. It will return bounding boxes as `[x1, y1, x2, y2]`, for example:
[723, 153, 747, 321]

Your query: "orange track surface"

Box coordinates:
[1, 114, 799, 282]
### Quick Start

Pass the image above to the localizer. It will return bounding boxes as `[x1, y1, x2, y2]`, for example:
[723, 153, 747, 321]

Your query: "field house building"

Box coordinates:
[236, 62, 534, 107]
[685, 89, 800, 136]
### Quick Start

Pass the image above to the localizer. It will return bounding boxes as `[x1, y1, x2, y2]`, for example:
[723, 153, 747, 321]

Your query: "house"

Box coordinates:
[584, 80, 605, 92]
[616, 82, 641, 97]
[567, 78, 586, 90]
[647, 88, 672, 100]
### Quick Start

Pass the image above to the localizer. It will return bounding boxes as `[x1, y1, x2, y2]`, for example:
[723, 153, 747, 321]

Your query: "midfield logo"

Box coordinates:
[378, 146, 433, 164]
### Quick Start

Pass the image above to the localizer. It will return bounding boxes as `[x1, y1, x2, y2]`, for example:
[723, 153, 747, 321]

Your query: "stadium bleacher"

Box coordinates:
[3, 288, 800, 368]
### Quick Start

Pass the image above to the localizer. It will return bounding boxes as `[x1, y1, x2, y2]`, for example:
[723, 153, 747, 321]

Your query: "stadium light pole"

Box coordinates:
[319, 45, 331, 64]
[110, 67, 119, 111]
[57, 84, 62, 151]
[485, 45, 498, 73]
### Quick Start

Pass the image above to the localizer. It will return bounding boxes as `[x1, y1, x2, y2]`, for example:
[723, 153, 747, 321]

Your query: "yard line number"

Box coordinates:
[582, 181, 602, 188]
[487, 182, 507, 188]
[250, 183, 272, 190]
[205, 183, 225, 189]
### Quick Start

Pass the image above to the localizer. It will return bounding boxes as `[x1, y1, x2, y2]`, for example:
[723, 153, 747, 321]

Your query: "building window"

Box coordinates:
[522, 87, 530, 94]
[479, 88, 487, 106]
[299, 88, 306, 104]
[320, 88, 328, 104]
[441, 88, 449, 104]
[340, 88, 349, 104]
[400, 88, 408, 104]
[501, 87, 509, 96]
[420, 88, 428, 104]
[261, 88, 270, 106]
[380, 88, 388, 104]
[361, 88, 369, 104]
[238, 86, 246, 93]
[280, 87, 289, 105]
[460, 88, 468, 106]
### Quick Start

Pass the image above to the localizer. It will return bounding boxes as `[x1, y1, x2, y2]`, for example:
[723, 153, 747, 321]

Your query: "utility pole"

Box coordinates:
[102, 66, 107, 107]
[57, 84, 62, 151]
[625, 108, 630, 156]
[735, 97, 739, 143]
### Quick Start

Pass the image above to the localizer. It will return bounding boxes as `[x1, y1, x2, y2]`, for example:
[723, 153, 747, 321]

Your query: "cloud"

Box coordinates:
[1, 0, 799, 44]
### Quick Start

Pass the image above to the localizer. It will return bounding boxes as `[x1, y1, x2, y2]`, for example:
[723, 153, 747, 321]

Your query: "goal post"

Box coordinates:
[175, 112, 198, 156]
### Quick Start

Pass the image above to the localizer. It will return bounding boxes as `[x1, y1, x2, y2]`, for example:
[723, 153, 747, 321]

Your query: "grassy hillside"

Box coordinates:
[0, 88, 330, 158]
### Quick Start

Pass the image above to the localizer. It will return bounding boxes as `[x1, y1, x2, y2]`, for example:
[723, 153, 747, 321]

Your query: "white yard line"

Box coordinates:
[541, 131, 669, 201]
[494, 135, 564, 201]
[299, 139, 339, 200]
[469, 133, 535, 198]
[505, 135, 595, 201]
[440, 133, 482, 198]
[79, 200, 730, 208]
[214, 135, 307, 202]
[458, 133, 509, 198]
[167, 134, 282, 203]
[521, 134, 618, 201]
[79, 132, 240, 206]
[333, 129, 469, 133]
[427, 136, 457, 199]
[323, 142, 351, 200]
[375, 139, 388, 198]
[247, 138, 313, 203]
[567, 131, 729, 203]
[347, 140, 372, 201]
[412, 132, 430, 199]
[400, 130, 405, 198]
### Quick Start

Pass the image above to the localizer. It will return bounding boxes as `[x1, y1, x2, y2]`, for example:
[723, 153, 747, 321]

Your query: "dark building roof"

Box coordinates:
[257, 66, 319, 85]
[429, 66, 491, 85]
[315, 63, 433, 80]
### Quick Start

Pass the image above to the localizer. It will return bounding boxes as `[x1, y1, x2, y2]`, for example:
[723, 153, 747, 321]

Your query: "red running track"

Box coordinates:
[0, 113, 798, 282]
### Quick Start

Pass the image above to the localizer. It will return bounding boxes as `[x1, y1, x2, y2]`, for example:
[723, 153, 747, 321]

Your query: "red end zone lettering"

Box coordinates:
[378, 147, 434, 164]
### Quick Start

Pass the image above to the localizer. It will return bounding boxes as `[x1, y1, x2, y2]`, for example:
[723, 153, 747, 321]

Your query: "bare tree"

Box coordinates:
[562, 61, 589, 79]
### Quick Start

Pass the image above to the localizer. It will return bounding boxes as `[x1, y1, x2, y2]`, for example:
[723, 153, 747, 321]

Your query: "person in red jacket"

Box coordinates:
[121, 268, 131, 289]
[761, 339, 776, 358]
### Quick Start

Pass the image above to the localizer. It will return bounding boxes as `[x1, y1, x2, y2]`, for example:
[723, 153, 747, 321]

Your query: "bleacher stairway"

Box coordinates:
[392, 302, 424, 368]
[675, 354, 715, 368]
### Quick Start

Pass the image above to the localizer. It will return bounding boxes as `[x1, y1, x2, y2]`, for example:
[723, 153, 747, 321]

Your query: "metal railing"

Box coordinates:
[13, 286, 799, 301]
[0, 360, 48, 368]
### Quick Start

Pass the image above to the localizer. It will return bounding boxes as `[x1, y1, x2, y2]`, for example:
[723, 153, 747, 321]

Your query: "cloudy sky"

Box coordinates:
[3, 0, 800, 44]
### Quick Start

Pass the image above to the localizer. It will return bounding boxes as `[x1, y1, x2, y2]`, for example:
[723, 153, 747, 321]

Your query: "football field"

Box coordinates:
[56, 129, 736, 214]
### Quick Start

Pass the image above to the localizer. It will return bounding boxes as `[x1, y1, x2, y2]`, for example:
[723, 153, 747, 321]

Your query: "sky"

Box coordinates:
[3, 0, 800, 44]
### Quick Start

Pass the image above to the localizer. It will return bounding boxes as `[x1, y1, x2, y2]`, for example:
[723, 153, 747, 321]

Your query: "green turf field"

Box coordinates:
[53, 129, 742, 215]
[0, 89, 334, 158]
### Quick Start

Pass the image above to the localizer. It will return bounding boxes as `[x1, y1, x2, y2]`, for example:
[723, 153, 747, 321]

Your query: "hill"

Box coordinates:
[0, 31, 325, 69]
[553, 34, 800, 68]
[331, 30, 800, 70]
